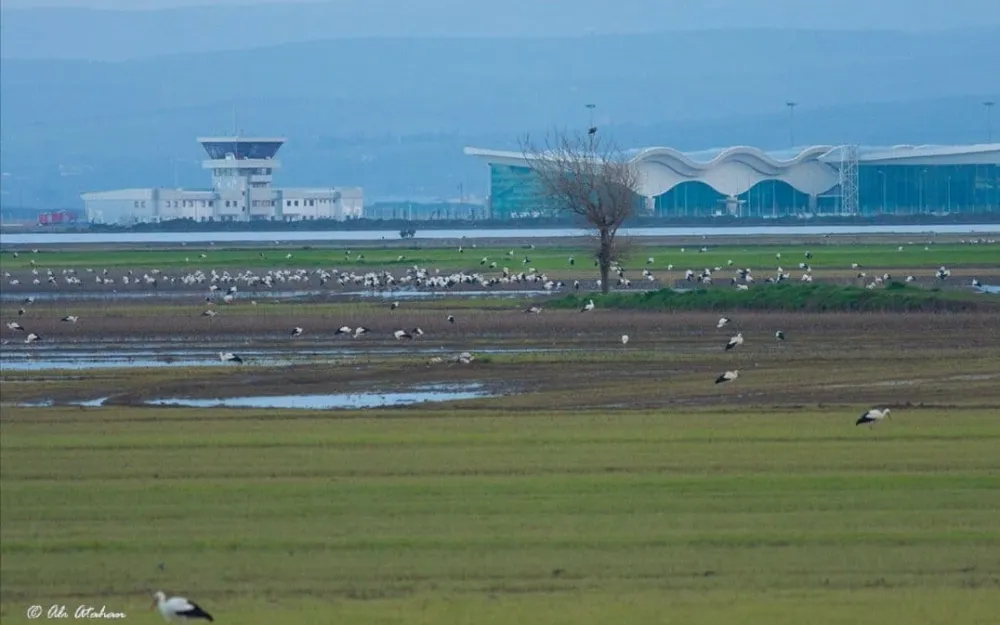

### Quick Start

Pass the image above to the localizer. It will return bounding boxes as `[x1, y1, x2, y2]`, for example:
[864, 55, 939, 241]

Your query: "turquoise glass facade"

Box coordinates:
[857, 164, 999, 214]
[487, 162, 1000, 218]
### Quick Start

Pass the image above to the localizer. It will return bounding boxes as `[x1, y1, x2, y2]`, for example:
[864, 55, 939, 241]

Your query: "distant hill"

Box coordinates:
[0, 28, 997, 208]
[4, 0, 1000, 61]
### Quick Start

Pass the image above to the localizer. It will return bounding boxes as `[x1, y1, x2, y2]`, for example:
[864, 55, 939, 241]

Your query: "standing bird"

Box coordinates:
[25, 332, 41, 344]
[393, 329, 413, 340]
[774, 330, 786, 341]
[6, 321, 24, 332]
[715, 370, 739, 384]
[61, 315, 79, 324]
[621, 334, 629, 345]
[447, 315, 456, 324]
[290, 327, 303, 337]
[524, 305, 543, 314]
[724, 332, 744, 351]
[153, 591, 214, 622]
[335, 326, 352, 335]
[390, 301, 400, 311]
[201, 310, 217, 318]
[856, 408, 891, 428]
[353, 326, 369, 338]
[218, 352, 243, 364]
[717, 317, 731, 329]
[580, 299, 595, 313]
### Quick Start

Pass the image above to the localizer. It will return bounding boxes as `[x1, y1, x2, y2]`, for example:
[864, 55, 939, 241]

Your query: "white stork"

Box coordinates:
[390, 301, 400, 311]
[856, 408, 891, 428]
[393, 329, 413, 340]
[353, 326, 369, 338]
[725, 332, 744, 351]
[201, 309, 217, 318]
[61, 315, 79, 324]
[290, 327, 303, 337]
[715, 370, 739, 384]
[775, 330, 785, 341]
[447, 315, 456, 323]
[219, 352, 243, 364]
[6, 321, 24, 332]
[25, 332, 41, 344]
[621, 334, 629, 345]
[580, 299, 595, 313]
[153, 591, 214, 622]
[717, 317, 730, 329]
[524, 305, 543, 314]
[335, 326, 352, 335]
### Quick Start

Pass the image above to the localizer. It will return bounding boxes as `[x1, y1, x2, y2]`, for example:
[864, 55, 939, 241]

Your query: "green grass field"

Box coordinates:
[1, 242, 996, 271]
[2, 405, 999, 624]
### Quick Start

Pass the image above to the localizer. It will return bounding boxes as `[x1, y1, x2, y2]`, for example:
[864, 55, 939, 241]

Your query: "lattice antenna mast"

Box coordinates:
[839, 144, 860, 215]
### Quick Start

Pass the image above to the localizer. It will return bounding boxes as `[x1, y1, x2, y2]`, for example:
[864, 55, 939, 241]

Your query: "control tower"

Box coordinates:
[198, 136, 286, 220]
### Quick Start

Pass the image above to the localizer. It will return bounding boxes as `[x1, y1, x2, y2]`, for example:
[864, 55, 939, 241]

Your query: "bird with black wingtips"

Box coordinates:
[336, 326, 352, 335]
[353, 326, 369, 338]
[153, 590, 214, 622]
[715, 370, 739, 384]
[6, 321, 24, 332]
[394, 329, 413, 340]
[219, 352, 243, 364]
[717, 317, 730, 329]
[856, 408, 891, 428]
[24, 332, 41, 344]
[524, 305, 543, 314]
[775, 330, 785, 341]
[724, 332, 744, 351]
[61, 315, 79, 324]
[290, 327, 303, 337]
[580, 299, 595, 313]
[447, 315, 456, 324]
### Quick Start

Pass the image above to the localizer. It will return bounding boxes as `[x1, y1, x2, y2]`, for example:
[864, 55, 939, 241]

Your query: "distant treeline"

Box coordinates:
[73, 212, 1000, 234]
[552, 283, 996, 313]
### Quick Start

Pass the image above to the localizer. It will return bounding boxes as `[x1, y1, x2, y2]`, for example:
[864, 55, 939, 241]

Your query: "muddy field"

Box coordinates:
[3, 300, 998, 414]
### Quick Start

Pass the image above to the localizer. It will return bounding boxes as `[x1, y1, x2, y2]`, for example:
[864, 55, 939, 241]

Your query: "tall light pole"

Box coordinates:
[785, 101, 798, 148]
[985, 101, 996, 143]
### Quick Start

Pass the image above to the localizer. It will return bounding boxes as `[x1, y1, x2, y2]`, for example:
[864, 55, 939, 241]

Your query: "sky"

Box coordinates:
[1, 0, 998, 27]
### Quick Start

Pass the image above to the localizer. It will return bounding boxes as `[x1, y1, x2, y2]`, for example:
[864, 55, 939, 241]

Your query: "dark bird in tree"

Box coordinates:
[588, 126, 598, 136]
[521, 128, 639, 295]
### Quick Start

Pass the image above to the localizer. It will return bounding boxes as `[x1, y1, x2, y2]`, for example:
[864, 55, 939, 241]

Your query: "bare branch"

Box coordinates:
[519, 128, 639, 293]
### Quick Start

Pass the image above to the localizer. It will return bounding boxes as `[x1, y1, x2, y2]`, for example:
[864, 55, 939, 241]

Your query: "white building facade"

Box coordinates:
[83, 137, 363, 224]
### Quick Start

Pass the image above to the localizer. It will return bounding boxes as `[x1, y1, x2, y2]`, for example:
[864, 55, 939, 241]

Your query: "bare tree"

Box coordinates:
[520, 128, 639, 294]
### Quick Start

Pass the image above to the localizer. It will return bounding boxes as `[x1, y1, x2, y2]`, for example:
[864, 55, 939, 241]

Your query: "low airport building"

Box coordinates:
[464, 143, 1000, 219]
[82, 137, 363, 224]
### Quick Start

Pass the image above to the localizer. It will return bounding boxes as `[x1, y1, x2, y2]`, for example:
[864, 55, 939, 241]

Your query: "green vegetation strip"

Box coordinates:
[2, 242, 997, 270]
[552, 282, 995, 312]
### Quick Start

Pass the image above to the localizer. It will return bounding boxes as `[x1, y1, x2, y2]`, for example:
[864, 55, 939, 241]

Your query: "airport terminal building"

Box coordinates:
[464, 143, 1000, 219]
[82, 137, 363, 224]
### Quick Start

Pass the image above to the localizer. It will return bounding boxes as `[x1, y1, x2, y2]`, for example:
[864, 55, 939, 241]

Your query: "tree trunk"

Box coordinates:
[598, 227, 612, 295]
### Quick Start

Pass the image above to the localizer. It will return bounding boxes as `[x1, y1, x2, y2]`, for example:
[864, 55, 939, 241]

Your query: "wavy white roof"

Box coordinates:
[465, 143, 1000, 197]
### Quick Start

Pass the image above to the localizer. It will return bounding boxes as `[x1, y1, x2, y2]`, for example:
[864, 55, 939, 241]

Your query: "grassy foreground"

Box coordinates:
[2, 405, 999, 624]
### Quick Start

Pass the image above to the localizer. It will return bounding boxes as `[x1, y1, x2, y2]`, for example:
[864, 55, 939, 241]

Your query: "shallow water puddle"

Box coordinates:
[143, 383, 492, 410]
